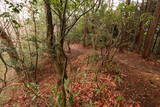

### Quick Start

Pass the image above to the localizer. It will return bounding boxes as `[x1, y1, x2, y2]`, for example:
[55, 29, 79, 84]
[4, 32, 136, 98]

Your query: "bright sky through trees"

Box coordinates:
[0, 0, 142, 19]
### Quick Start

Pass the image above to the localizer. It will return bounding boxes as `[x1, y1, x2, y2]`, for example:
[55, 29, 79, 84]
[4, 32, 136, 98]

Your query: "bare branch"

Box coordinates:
[65, 0, 99, 35]
[0, 53, 8, 87]
[66, 0, 85, 21]
[51, 7, 61, 17]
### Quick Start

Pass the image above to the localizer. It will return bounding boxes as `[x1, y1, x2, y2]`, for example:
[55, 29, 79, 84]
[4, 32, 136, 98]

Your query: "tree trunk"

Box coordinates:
[126, 0, 131, 5]
[146, 0, 152, 12]
[44, 0, 54, 50]
[143, 0, 160, 58]
[24, 24, 33, 67]
[136, 23, 145, 51]
[135, 0, 152, 51]
[67, 41, 71, 53]
[44, 0, 67, 106]
[92, 25, 97, 50]
[0, 27, 21, 75]
[157, 36, 160, 55]
[11, 23, 25, 63]
[32, 10, 39, 82]
[152, 32, 159, 53]
[120, 0, 131, 51]
[82, 26, 88, 47]
[134, 0, 144, 49]
[54, 44, 67, 106]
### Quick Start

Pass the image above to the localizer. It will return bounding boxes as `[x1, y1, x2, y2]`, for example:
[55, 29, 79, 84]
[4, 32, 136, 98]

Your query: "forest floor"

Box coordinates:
[70, 44, 160, 107]
[2, 44, 160, 107]
[114, 52, 160, 107]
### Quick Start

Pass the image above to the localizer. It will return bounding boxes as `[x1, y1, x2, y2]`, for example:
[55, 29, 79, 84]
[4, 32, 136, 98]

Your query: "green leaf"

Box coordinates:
[69, 95, 74, 104]
[0, 12, 10, 17]
[115, 68, 121, 73]
[12, 7, 20, 13]
[11, 19, 21, 28]
[116, 96, 124, 101]
[12, 103, 20, 107]
[58, 94, 63, 105]
[72, 92, 80, 96]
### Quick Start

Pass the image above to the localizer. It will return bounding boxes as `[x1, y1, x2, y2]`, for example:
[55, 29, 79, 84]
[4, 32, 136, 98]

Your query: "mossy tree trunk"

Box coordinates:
[44, 0, 99, 106]
[44, 0, 67, 106]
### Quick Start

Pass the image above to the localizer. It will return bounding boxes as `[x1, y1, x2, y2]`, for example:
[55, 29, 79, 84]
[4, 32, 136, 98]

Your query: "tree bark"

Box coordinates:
[146, 0, 152, 12]
[136, 23, 145, 51]
[0, 27, 21, 75]
[135, 0, 152, 51]
[152, 31, 159, 53]
[44, 0, 54, 50]
[120, 0, 131, 51]
[143, 0, 160, 58]
[157, 36, 160, 55]
[82, 24, 88, 47]
[32, 9, 39, 82]
[44, 0, 67, 106]
[126, 0, 131, 5]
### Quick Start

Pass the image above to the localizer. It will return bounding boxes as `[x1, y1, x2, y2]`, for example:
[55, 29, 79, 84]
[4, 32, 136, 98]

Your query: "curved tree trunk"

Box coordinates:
[0, 27, 21, 75]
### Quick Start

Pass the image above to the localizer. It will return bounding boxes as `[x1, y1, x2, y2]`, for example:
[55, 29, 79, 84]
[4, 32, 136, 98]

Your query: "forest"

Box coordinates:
[0, 0, 160, 106]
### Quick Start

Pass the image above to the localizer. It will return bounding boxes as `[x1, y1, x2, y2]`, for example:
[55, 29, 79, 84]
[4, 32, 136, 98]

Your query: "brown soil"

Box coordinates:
[114, 52, 160, 107]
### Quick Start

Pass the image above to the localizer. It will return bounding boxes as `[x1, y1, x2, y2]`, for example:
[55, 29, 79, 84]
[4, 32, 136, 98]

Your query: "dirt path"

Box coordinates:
[70, 44, 160, 107]
[114, 52, 160, 107]
[69, 44, 93, 56]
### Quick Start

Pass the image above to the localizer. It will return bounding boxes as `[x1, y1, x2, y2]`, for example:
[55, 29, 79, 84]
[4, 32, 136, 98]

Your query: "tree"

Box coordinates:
[156, 32, 160, 54]
[43, 0, 100, 106]
[30, 0, 39, 82]
[82, 15, 89, 47]
[143, 0, 160, 58]
[135, 0, 153, 51]
[0, 27, 21, 75]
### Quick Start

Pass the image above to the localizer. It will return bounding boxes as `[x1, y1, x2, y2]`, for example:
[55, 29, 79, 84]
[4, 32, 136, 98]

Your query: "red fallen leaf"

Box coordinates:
[135, 104, 141, 107]
[102, 104, 109, 107]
